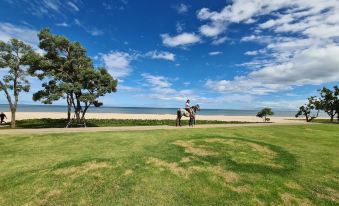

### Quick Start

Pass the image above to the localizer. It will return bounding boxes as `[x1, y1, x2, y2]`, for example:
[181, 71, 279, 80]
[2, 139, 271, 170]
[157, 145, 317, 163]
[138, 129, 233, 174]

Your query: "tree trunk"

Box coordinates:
[75, 99, 82, 121]
[11, 107, 16, 128]
[330, 114, 334, 122]
[67, 105, 71, 121]
[67, 96, 72, 121]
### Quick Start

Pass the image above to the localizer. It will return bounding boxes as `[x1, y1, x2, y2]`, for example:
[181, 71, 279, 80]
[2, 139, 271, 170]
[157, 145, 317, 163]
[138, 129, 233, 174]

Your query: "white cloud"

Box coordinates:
[118, 85, 143, 92]
[208, 51, 222, 56]
[100, 51, 133, 78]
[211, 36, 228, 45]
[146, 50, 175, 61]
[257, 99, 308, 110]
[175, 3, 189, 14]
[56, 22, 70, 27]
[67, 1, 79, 11]
[142, 73, 172, 88]
[3, 0, 82, 17]
[199, 22, 227, 37]
[244, 50, 258, 56]
[161, 32, 200, 47]
[176, 22, 185, 33]
[141, 73, 209, 103]
[205, 75, 293, 95]
[0, 22, 38, 46]
[202, 0, 339, 95]
[0, 22, 44, 55]
[74, 19, 103, 36]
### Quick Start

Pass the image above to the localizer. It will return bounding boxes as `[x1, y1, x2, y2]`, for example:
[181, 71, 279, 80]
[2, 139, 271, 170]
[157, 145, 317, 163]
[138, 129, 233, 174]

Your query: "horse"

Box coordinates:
[176, 104, 200, 127]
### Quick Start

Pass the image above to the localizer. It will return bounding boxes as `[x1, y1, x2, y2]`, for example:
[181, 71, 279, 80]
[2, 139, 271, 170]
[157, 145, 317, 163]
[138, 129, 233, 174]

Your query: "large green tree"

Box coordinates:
[256, 107, 274, 122]
[318, 87, 337, 122]
[30, 28, 117, 121]
[295, 96, 320, 122]
[334, 86, 339, 121]
[0, 39, 40, 128]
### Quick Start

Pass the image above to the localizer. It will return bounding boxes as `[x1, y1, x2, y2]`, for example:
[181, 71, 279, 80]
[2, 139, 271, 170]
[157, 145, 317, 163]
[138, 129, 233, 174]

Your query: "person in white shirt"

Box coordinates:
[185, 99, 192, 117]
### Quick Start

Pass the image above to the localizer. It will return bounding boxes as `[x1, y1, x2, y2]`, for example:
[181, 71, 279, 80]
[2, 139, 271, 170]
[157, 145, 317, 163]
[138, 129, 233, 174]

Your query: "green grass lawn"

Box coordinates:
[0, 125, 338, 205]
[0, 118, 258, 129]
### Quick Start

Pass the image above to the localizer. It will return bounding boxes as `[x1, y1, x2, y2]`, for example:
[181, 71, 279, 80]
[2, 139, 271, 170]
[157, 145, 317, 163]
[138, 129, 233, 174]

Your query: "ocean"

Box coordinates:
[0, 104, 307, 117]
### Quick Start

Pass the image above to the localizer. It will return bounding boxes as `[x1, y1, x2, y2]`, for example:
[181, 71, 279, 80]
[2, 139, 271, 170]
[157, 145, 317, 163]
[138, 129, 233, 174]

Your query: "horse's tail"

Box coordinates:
[176, 109, 181, 127]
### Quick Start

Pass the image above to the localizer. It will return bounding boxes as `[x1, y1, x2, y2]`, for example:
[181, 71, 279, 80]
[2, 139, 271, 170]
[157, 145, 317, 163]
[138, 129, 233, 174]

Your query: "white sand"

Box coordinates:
[0, 112, 302, 123]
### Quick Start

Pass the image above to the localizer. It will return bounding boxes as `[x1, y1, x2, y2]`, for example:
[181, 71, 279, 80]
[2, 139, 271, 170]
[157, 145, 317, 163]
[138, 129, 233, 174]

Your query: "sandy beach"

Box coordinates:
[0, 112, 302, 123]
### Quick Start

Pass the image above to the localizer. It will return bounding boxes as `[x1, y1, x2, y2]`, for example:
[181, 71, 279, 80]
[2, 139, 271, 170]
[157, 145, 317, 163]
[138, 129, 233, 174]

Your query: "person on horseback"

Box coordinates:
[185, 99, 192, 117]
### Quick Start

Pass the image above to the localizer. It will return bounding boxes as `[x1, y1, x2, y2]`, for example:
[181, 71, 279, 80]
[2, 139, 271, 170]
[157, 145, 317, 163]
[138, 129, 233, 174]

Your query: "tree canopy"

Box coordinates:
[0, 39, 40, 128]
[256, 108, 274, 122]
[29, 28, 117, 121]
[296, 86, 339, 122]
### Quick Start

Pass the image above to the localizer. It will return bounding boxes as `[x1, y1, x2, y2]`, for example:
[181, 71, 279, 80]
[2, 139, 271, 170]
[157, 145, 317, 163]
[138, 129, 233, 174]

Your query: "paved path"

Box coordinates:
[0, 122, 315, 135]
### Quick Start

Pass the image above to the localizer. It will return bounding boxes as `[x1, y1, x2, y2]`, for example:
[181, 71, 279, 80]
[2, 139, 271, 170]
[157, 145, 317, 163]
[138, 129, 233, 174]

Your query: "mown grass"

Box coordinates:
[0, 118, 257, 129]
[311, 119, 339, 124]
[0, 124, 338, 205]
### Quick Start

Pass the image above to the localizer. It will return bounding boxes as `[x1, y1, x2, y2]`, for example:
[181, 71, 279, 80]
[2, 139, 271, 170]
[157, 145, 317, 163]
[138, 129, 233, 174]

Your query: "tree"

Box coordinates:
[317, 87, 337, 122]
[295, 97, 320, 122]
[334, 86, 339, 121]
[256, 108, 274, 122]
[30, 28, 117, 122]
[0, 39, 40, 128]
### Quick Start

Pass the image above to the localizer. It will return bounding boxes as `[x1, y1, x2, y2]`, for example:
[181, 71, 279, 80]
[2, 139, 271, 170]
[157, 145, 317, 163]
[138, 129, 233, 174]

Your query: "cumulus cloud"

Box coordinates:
[161, 32, 200, 47]
[141, 73, 209, 103]
[202, 0, 339, 94]
[142, 73, 172, 88]
[146, 50, 175, 61]
[100, 51, 134, 78]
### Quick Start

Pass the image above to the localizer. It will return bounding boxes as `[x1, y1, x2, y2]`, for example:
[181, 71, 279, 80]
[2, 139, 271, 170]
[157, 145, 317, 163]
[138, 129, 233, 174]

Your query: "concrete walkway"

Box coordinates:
[0, 122, 314, 135]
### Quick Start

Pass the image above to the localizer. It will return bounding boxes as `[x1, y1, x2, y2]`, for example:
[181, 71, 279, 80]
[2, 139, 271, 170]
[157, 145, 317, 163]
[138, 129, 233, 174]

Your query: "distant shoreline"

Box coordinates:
[0, 104, 307, 117]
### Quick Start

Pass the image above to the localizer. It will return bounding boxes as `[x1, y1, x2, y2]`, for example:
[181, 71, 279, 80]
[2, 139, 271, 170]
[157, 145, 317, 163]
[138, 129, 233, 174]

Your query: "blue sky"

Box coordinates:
[0, 0, 339, 109]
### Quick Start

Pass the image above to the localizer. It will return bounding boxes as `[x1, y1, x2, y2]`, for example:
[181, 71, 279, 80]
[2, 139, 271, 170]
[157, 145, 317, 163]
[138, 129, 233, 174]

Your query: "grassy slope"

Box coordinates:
[0, 118, 257, 129]
[0, 124, 338, 205]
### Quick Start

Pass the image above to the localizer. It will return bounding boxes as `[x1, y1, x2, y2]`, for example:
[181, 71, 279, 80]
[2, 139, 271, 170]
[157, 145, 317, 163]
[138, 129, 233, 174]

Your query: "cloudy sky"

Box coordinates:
[0, 0, 339, 109]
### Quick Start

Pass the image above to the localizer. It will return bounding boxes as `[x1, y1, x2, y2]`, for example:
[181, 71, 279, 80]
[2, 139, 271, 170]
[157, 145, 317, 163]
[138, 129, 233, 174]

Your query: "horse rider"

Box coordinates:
[185, 99, 193, 117]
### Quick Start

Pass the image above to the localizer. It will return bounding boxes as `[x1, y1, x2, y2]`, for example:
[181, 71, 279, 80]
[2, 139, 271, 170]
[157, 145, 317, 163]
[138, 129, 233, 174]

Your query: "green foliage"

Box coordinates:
[295, 96, 320, 122]
[30, 28, 118, 119]
[256, 107, 274, 122]
[0, 39, 40, 128]
[317, 87, 338, 121]
[297, 86, 339, 122]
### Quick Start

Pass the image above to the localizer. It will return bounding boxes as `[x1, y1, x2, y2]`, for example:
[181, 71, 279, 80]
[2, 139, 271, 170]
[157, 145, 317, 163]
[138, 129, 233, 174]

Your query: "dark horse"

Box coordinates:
[176, 104, 200, 127]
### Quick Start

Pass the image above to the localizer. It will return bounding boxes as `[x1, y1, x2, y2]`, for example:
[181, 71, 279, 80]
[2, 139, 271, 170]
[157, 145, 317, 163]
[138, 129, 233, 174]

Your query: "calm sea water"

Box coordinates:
[0, 104, 305, 117]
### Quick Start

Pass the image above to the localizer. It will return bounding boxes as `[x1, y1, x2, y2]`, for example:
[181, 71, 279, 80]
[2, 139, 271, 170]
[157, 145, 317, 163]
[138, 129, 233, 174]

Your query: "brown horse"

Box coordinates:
[176, 104, 200, 127]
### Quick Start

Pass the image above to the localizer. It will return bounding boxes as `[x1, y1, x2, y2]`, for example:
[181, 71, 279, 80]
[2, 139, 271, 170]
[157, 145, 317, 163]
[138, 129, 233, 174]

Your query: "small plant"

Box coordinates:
[256, 108, 274, 122]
